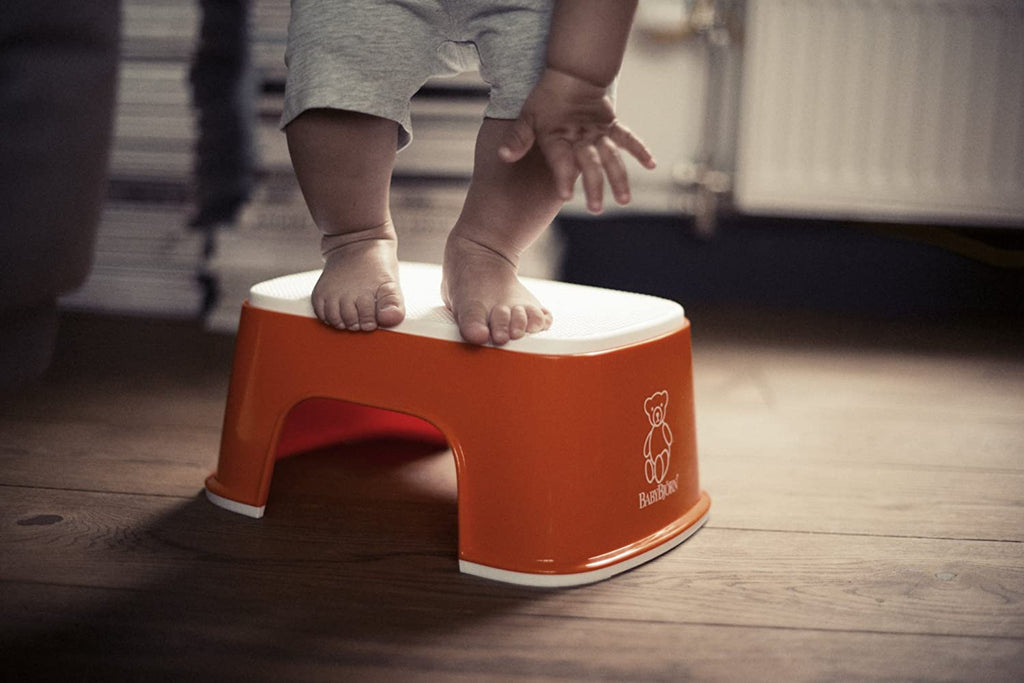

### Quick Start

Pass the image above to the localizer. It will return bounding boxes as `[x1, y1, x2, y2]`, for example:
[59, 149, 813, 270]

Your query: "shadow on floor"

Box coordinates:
[4, 440, 551, 679]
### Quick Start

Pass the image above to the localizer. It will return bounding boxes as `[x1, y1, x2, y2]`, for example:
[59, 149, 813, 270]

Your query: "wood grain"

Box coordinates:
[2, 479, 1021, 638]
[3, 303, 1023, 680]
[3, 583, 1022, 682]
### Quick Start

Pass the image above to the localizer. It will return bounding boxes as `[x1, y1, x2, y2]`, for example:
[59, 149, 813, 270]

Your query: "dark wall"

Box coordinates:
[557, 215, 1024, 320]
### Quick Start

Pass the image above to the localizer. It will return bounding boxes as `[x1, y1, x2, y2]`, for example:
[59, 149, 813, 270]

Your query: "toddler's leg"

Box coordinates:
[286, 109, 404, 331]
[442, 118, 565, 345]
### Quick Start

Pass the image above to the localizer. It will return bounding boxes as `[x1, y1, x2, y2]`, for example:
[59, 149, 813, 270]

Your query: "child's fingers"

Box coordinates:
[542, 139, 578, 201]
[575, 143, 605, 213]
[610, 123, 657, 169]
[597, 137, 630, 205]
[497, 118, 537, 163]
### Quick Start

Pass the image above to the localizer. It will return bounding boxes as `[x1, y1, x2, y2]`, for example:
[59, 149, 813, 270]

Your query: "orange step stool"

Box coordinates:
[206, 262, 710, 586]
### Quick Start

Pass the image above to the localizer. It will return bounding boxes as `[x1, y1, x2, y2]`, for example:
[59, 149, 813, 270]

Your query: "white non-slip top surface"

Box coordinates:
[248, 262, 685, 356]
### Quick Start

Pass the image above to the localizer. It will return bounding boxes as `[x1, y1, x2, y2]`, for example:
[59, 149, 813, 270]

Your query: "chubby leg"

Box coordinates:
[286, 109, 404, 331]
[443, 118, 566, 345]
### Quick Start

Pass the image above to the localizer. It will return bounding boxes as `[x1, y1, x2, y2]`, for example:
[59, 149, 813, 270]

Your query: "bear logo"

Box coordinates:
[643, 391, 673, 484]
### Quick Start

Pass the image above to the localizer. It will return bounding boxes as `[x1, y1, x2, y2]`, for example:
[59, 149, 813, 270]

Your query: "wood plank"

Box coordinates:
[2, 583, 1021, 682]
[4, 401, 1019, 542]
[701, 449, 1024, 541]
[697, 410, 1024, 470]
[693, 344, 1024, 421]
[0, 418, 219, 496]
[3, 411, 1020, 542]
[1, 484, 1020, 639]
[689, 320, 1024, 542]
[5, 399, 1018, 543]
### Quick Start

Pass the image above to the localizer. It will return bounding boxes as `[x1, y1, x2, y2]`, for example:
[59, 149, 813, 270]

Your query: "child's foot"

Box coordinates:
[312, 225, 404, 331]
[442, 233, 552, 346]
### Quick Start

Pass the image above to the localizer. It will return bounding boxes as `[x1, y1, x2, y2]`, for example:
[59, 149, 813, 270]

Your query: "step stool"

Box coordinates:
[205, 262, 710, 587]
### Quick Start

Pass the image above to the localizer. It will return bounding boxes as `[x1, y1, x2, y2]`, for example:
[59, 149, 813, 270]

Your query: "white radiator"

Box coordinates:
[733, 0, 1024, 226]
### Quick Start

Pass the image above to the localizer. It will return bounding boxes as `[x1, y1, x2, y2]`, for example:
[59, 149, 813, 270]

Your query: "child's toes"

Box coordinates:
[339, 298, 360, 331]
[489, 305, 513, 346]
[324, 299, 346, 329]
[376, 301, 404, 328]
[525, 306, 552, 334]
[375, 281, 405, 327]
[457, 301, 491, 346]
[313, 295, 333, 327]
[355, 292, 378, 331]
[508, 305, 528, 340]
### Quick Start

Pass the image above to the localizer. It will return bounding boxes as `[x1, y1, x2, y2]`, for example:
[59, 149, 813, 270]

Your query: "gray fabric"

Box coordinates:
[281, 0, 553, 149]
[0, 1, 121, 391]
[0, 2, 120, 309]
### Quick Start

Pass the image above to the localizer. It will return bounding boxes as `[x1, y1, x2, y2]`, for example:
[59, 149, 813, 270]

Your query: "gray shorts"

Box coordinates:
[281, 0, 554, 150]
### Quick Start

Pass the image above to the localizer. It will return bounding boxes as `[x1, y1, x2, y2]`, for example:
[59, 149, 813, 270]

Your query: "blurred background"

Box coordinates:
[3, 0, 1023, 388]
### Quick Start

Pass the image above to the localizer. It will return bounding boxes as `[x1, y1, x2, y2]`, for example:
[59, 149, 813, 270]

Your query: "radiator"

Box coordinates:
[733, 0, 1024, 226]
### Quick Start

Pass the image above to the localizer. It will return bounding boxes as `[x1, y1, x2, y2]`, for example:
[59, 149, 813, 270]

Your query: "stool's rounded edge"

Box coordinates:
[248, 270, 319, 318]
[509, 304, 686, 356]
[459, 492, 710, 587]
[205, 484, 266, 519]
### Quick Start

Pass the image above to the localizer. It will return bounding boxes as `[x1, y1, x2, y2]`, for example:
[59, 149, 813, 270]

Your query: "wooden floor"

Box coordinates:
[1, 309, 1022, 681]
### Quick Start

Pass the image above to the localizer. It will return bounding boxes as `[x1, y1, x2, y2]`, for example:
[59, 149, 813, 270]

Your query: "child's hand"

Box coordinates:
[498, 68, 656, 214]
